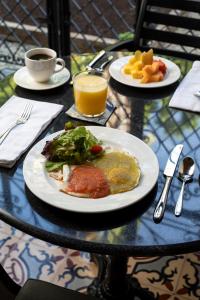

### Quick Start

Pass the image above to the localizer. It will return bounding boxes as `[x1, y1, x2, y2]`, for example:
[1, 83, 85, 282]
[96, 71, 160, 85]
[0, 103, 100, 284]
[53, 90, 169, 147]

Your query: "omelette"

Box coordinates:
[51, 151, 141, 198]
[91, 151, 141, 194]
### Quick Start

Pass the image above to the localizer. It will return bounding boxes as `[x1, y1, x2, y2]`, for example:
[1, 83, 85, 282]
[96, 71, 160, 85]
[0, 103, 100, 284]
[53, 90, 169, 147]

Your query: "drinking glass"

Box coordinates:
[73, 70, 108, 117]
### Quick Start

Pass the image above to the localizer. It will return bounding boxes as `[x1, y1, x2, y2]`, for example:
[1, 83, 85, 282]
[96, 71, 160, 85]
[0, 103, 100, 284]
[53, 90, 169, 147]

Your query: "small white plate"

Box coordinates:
[23, 126, 159, 213]
[109, 56, 181, 88]
[13, 66, 70, 90]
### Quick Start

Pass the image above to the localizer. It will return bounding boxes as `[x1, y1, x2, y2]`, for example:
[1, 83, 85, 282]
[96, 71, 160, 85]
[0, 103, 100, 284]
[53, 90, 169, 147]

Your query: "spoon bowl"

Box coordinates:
[178, 157, 195, 181]
[175, 156, 195, 217]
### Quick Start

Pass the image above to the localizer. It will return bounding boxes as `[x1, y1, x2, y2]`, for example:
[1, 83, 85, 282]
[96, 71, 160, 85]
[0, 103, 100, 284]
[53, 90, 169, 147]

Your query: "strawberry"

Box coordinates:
[153, 59, 167, 74]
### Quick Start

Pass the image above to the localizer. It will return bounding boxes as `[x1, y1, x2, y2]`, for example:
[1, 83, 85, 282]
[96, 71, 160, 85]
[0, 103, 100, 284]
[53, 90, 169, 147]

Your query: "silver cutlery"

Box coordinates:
[0, 102, 33, 145]
[88, 55, 113, 73]
[174, 157, 195, 217]
[153, 144, 183, 223]
[70, 52, 112, 85]
[86, 49, 106, 71]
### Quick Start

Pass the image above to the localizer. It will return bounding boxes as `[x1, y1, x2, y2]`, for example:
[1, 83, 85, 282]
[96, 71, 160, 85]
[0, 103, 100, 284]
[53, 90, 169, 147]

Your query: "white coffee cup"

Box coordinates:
[25, 48, 65, 83]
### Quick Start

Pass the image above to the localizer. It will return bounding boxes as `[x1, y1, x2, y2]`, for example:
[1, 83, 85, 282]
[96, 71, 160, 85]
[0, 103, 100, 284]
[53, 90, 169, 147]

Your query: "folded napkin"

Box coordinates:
[0, 96, 63, 168]
[169, 61, 200, 112]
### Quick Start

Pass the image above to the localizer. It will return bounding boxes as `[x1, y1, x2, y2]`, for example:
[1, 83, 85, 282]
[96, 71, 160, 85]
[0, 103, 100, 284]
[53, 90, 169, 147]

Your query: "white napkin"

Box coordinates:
[0, 96, 63, 168]
[169, 61, 200, 112]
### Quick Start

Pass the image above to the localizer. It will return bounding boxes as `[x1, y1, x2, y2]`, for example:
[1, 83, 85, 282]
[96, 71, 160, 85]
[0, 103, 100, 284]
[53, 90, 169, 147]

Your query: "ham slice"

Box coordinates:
[61, 165, 110, 198]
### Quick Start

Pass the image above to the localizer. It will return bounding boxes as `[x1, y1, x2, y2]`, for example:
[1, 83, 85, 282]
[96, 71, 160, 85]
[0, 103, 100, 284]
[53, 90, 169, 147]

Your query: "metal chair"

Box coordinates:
[108, 0, 200, 60]
[0, 263, 97, 300]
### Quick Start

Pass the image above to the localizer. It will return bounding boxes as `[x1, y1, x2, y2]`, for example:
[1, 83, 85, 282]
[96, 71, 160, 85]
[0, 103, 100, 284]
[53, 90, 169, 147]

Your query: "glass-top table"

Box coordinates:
[0, 52, 199, 300]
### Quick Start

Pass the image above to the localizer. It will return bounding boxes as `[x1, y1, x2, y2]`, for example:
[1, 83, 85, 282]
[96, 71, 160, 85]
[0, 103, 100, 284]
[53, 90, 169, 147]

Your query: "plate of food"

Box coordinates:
[23, 126, 159, 213]
[109, 49, 181, 88]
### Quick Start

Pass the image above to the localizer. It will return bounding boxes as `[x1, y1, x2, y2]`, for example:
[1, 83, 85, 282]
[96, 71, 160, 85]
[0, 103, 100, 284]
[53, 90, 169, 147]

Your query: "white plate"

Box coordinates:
[109, 56, 181, 88]
[14, 66, 70, 90]
[23, 126, 159, 213]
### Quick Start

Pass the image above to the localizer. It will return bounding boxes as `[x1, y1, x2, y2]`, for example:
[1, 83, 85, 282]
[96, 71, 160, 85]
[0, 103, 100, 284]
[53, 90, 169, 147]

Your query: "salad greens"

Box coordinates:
[42, 126, 103, 171]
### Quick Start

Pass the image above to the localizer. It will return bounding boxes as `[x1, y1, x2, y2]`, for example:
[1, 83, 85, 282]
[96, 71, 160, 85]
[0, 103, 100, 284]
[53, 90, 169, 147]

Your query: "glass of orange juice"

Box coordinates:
[73, 70, 108, 117]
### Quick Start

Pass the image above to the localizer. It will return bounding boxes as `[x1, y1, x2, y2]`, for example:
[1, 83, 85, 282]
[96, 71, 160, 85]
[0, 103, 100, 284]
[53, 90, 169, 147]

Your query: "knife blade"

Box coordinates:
[86, 50, 106, 70]
[153, 144, 183, 223]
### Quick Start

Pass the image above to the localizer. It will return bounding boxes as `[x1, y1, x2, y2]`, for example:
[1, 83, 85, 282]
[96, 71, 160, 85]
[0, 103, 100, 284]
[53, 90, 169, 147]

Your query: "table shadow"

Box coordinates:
[26, 184, 157, 232]
[109, 78, 179, 100]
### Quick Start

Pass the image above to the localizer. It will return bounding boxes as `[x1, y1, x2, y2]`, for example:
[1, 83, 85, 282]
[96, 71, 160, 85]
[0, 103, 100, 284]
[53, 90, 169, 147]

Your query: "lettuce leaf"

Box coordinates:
[42, 126, 103, 168]
[45, 161, 66, 172]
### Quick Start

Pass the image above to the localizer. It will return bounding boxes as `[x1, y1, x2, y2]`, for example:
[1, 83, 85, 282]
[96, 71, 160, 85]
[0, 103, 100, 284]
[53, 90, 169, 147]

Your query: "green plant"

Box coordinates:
[118, 32, 134, 41]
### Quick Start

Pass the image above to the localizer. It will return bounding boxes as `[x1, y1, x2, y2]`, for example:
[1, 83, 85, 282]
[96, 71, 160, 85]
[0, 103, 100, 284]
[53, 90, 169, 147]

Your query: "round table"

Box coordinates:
[0, 53, 199, 300]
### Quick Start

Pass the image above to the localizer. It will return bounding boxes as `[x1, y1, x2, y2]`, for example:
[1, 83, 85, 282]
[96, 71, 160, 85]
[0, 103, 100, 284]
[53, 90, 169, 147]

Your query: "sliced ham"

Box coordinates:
[61, 165, 110, 198]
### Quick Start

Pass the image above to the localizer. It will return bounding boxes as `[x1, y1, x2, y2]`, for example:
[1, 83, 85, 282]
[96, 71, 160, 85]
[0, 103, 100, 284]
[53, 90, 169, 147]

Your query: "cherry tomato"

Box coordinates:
[90, 145, 103, 154]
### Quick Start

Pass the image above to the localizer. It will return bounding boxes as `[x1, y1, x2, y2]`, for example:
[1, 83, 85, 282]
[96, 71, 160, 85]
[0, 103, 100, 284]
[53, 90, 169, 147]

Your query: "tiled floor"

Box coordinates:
[0, 220, 199, 300]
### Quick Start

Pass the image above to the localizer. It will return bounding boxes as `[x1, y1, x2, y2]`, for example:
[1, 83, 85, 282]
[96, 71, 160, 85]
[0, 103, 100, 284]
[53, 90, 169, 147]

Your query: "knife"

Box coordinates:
[86, 50, 106, 70]
[153, 144, 183, 223]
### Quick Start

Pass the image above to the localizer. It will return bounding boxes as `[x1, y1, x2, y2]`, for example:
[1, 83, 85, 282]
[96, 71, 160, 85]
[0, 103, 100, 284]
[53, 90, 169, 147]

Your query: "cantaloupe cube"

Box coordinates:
[141, 49, 153, 66]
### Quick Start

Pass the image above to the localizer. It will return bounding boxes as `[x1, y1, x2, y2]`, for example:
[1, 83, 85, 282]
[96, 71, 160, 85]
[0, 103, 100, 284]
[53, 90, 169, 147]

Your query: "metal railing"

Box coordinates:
[0, 0, 198, 78]
[0, 0, 136, 71]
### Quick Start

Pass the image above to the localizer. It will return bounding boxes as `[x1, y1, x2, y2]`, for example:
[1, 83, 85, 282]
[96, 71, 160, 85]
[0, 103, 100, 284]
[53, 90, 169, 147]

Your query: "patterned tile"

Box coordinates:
[174, 253, 200, 300]
[0, 221, 96, 290]
[128, 255, 185, 293]
[0, 220, 200, 299]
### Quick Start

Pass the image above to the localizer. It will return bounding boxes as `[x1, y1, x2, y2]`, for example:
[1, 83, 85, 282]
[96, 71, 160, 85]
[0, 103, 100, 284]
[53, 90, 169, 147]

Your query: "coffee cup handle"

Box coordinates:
[54, 58, 65, 73]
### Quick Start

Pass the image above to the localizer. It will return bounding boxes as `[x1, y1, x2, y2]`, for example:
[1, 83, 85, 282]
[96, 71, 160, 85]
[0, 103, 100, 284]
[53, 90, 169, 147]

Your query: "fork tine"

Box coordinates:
[0, 103, 33, 144]
[23, 103, 33, 120]
[20, 103, 31, 119]
[26, 104, 33, 120]
[21, 103, 33, 120]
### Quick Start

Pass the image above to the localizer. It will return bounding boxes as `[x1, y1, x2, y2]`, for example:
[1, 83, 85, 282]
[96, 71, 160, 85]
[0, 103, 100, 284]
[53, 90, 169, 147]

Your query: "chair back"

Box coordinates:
[109, 0, 200, 60]
[135, 0, 200, 59]
[0, 263, 20, 299]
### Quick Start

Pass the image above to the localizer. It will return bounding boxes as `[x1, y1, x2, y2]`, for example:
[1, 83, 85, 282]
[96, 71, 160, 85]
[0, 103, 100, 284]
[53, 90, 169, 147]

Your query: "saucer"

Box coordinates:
[13, 66, 70, 90]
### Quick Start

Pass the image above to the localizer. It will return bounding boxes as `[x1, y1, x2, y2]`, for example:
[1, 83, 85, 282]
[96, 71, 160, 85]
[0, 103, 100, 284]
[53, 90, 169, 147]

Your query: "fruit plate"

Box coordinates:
[109, 56, 181, 88]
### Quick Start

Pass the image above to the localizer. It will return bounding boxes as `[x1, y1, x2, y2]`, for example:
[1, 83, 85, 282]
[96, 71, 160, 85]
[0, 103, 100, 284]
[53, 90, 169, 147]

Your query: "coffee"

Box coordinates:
[29, 54, 52, 61]
[25, 47, 65, 82]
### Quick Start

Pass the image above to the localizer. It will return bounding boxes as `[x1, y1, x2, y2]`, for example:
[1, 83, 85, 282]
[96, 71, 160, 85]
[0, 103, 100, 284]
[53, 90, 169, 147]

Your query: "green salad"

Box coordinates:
[41, 126, 103, 171]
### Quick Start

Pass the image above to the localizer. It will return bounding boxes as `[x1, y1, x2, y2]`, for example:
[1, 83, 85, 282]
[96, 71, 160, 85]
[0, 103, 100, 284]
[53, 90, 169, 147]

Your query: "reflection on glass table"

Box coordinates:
[0, 53, 199, 300]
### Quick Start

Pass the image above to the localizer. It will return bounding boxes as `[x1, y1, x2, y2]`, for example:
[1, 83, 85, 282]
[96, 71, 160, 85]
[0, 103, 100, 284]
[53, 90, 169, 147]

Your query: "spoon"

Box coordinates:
[69, 55, 113, 85]
[87, 55, 113, 73]
[174, 157, 195, 217]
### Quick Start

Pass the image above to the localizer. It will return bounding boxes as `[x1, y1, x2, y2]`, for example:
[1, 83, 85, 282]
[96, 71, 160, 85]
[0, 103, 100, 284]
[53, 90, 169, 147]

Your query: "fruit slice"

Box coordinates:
[141, 49, 153, 66]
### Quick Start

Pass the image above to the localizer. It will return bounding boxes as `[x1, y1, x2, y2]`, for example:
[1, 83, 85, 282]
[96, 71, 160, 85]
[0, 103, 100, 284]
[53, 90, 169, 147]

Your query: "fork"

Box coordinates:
[0, 102, 33, 145]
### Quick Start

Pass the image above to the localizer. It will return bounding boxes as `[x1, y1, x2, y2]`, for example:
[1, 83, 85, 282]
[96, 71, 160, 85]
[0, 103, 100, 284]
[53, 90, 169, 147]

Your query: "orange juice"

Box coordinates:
[73, 73, 108, 117]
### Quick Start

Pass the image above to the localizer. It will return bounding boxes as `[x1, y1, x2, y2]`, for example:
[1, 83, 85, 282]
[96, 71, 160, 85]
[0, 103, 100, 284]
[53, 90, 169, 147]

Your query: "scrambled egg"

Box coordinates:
[92, 151, 141, 194]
